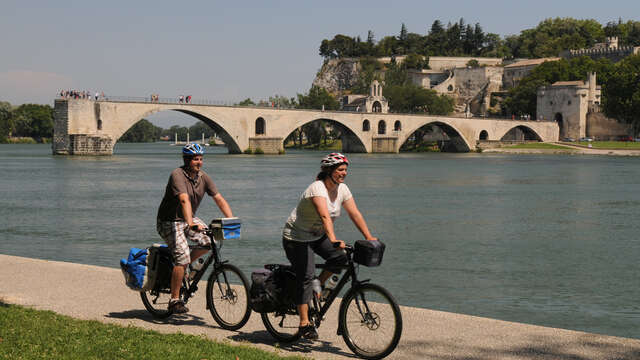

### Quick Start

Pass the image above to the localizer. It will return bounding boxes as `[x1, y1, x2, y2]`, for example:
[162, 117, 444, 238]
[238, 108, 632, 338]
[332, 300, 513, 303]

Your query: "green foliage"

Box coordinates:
[0, 101, 13, 143]
[254, 147, 264, 154]
[296, 86, 340, 110]
[352, 57, 383, 94]
[119, 119, 162, 142]
[11, 103, 54, 141]
[604, 19, 640, 46]
[237, 98, 256, 106]
[243, 148, 253, 154]
[404, 53, 427, 70]
[384, 84, 454, 114]
[268, 95, 297, 108]
[466, 59, 480, 68]
[0, 303, 305, 360]
[602, 54, 640, 133]
[504, 56, 615, 117]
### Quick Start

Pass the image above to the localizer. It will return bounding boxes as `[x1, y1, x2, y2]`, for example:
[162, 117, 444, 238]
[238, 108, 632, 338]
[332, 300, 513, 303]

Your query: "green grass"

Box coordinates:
[506, 142, 573, 150]
[0, 303, 306, 360]
[576, 141, 640, 149]
[285, 139, 342, 151]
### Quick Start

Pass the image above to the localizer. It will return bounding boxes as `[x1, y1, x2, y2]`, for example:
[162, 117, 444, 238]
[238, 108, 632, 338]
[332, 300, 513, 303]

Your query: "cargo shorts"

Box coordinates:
[156, 217, 211, 266]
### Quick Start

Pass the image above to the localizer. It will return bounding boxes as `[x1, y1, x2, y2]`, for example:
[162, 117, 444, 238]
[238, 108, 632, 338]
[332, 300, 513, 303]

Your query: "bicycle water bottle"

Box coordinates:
[321, 275, 339, 300]
[189, 257, 205, 280]
[311, 278, 322, 299]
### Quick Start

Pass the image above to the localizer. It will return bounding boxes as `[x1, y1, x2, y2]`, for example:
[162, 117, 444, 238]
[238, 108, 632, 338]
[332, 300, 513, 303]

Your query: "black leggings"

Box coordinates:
[283, 236, 347, 305]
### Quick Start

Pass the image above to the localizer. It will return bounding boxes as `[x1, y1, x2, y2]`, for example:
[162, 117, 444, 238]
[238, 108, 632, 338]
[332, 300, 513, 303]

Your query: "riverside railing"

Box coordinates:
[65, 96, 554, 122]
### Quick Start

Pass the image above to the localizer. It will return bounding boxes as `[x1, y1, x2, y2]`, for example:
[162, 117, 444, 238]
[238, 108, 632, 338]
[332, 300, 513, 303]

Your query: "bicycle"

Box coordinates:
[260, 243, 402, 360]
[140, 225, 251, 331]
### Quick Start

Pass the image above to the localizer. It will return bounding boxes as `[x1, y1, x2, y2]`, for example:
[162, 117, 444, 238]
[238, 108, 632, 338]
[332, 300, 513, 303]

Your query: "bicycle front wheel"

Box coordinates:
[205, 264, 251, 330]
[339, 283, 402, 359]
[261, 309, 301, 343]
[140, 288, 173, 319]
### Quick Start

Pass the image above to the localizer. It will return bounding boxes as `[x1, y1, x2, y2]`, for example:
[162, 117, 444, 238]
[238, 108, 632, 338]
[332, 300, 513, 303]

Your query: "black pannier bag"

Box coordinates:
[353, 240, 386, 267]
[153, 246, 174, 290]
[249, 264, 297, 313]
[249, 268, 278, 313]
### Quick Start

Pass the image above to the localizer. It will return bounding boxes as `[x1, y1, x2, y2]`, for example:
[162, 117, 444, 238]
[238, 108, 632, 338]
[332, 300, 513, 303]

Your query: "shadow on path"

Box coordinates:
[229, 330, 356, 358]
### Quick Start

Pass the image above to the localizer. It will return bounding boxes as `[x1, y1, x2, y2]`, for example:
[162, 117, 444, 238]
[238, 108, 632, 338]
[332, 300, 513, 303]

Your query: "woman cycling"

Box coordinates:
[282, 152, 377, 340]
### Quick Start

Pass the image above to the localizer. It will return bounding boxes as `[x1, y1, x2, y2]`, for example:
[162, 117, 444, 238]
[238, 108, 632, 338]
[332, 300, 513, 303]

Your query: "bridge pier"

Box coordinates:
[247, 137, 284, 154]
[53, 99, 115, 155]
[372, 136, 399, 153]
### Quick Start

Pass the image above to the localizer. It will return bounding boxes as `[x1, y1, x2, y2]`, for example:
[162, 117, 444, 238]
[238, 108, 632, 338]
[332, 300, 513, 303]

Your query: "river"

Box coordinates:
[1, 143, 639, 339]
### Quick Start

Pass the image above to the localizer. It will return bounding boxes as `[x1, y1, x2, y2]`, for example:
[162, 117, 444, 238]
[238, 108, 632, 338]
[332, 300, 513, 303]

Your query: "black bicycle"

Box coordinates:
[260, 243, 402, 360]
[140, 226, 251, 330]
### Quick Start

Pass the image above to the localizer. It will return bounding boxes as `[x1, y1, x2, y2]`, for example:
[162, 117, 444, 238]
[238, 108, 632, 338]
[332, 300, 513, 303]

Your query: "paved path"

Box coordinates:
[1, 254, 639, 359]
[482, 143, 640, 156]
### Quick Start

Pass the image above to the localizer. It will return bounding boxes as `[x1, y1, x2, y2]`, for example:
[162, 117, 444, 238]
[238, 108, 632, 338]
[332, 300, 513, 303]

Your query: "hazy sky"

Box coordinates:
[1, 0, 637, 127]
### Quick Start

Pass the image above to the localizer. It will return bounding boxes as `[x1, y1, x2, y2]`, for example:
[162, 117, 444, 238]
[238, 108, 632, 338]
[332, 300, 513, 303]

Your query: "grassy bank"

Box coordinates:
[505, 143, 572, 150]
[575, 141, 640, 149]
[0, 302, 305, 360]
[285, 139, 342, 151]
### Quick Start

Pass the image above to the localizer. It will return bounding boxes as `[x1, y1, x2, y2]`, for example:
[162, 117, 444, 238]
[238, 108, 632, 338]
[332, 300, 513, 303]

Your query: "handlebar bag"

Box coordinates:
[353, 240, 386, 267]
[210, 217, 242, 240]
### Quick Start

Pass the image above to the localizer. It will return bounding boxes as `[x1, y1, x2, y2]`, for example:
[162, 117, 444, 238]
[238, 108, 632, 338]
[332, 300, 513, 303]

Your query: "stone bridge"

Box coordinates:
[52, 99, 559, 155]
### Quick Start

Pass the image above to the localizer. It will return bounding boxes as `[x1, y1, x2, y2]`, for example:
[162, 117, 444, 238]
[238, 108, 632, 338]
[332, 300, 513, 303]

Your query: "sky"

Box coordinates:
[1, 0, 638, 127]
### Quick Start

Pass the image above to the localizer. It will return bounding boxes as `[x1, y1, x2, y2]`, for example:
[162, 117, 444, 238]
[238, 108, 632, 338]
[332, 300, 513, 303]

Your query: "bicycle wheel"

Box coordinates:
[339, 283, 402, 360]
[140, 288, 173, 319]
[206, 263, 251, 330]
[261, 309, 301, 342]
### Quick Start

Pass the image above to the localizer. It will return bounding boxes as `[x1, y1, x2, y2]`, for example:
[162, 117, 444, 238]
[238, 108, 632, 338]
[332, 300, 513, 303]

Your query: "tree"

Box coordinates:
[384, 83, 454, 114]
[11, 104, 53, 141]
[602, 54, 640, 134]
[0, 101, 13, 143]
[296, 86, 340, 110]
[119, 119, 162, 142]
[237, 98, 255, 106]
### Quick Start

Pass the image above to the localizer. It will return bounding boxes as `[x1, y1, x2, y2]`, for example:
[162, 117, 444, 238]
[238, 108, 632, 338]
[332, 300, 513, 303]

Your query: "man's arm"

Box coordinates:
[178, 193, 203, 229]
[212, 193, 233, 218]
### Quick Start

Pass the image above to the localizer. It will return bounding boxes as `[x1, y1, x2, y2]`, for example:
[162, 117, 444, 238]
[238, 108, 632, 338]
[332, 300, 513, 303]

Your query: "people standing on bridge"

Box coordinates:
[156, 143, 234, 314]
[186, 95, 191, 103]
[282, 152, 377, 340]
[179, 95, 184, 103]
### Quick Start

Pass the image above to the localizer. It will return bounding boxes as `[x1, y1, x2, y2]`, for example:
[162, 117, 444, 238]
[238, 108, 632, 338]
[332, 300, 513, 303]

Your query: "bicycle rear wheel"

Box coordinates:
[140, 288, 173, 319]
[261, 309, 301, 342]
[339, 283, 402, 359]
[206, 264, 251, 330]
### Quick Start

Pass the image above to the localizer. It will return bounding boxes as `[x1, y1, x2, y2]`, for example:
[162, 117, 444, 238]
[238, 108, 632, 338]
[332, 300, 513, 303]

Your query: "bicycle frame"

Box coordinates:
[309, 248, 370, 328]
[181, 231, 230, 306]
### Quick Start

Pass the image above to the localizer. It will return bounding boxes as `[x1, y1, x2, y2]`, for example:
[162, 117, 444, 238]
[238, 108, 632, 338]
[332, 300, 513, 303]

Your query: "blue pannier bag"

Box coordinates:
[120, 244, 167, 291]
[210, 217, 241, 240]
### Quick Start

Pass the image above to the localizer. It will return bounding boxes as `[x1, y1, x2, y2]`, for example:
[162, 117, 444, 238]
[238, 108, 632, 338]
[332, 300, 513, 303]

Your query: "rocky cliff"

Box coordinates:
[312, 58, 361, 94]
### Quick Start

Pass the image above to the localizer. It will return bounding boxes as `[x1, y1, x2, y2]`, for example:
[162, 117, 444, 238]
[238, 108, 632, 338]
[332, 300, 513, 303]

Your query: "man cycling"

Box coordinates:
[156, 143, 234, 314]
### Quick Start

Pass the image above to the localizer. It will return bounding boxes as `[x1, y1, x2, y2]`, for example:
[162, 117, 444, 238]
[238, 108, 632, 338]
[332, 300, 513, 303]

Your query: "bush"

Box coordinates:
[278, 149, 285, 155]
[243, 148, 253, 154]
[254, 147, 264, 155]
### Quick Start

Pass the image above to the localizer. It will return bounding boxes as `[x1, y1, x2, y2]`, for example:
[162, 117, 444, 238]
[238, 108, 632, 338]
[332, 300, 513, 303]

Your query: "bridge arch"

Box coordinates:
[479, 130, 488, 140]
[498, 125, 542, 141]
[281, 116, 368, 153]
[400, 120, 473, 152]
[114, 106, 243, 153]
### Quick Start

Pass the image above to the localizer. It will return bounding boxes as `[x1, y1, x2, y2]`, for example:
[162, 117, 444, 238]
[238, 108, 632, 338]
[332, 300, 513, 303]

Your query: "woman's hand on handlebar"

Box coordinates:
[331, 240, 346, 249]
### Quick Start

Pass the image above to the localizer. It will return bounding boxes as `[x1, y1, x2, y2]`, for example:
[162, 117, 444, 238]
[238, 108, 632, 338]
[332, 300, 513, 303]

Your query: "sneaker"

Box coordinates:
[168, 300, 189, 314]
[298, 324, 318, 340]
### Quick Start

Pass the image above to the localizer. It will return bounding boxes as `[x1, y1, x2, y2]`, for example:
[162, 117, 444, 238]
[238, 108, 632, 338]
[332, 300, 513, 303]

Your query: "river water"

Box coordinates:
[1, 143, 639, 339]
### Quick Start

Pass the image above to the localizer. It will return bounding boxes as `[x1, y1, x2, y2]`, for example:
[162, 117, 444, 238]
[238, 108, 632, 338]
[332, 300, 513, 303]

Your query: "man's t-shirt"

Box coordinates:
[157, 166, 218, 222]
[283, 180, 353, 242]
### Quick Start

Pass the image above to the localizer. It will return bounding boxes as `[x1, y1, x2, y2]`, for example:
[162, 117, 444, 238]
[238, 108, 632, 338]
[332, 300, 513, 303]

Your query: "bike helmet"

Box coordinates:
[321, 152, 349, 168]
[182, 143, 204, 156]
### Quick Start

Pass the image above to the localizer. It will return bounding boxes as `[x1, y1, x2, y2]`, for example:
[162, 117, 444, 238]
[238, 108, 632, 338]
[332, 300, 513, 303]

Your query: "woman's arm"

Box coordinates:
[342, 197, 376, 240]
[311, 196, 344, 248]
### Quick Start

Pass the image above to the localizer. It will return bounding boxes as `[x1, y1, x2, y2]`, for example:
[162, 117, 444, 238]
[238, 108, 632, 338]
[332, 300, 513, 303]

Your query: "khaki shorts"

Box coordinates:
[156, 217, 210, 265]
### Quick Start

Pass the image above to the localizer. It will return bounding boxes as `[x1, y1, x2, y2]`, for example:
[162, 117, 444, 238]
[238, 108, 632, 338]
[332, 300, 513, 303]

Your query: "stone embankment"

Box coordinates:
[1, 254, 640, 359]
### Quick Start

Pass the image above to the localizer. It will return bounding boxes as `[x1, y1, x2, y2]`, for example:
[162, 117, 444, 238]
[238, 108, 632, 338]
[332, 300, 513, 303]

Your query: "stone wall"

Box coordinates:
[372, 137, 398, 153]
[428, 57, 502, 71]
[247, 137, 283, 154]
[586, 112, 631, 140]
[453, 67, 504, 113]
[53, 100, 70, 154]
[69, 135, 113, 155]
